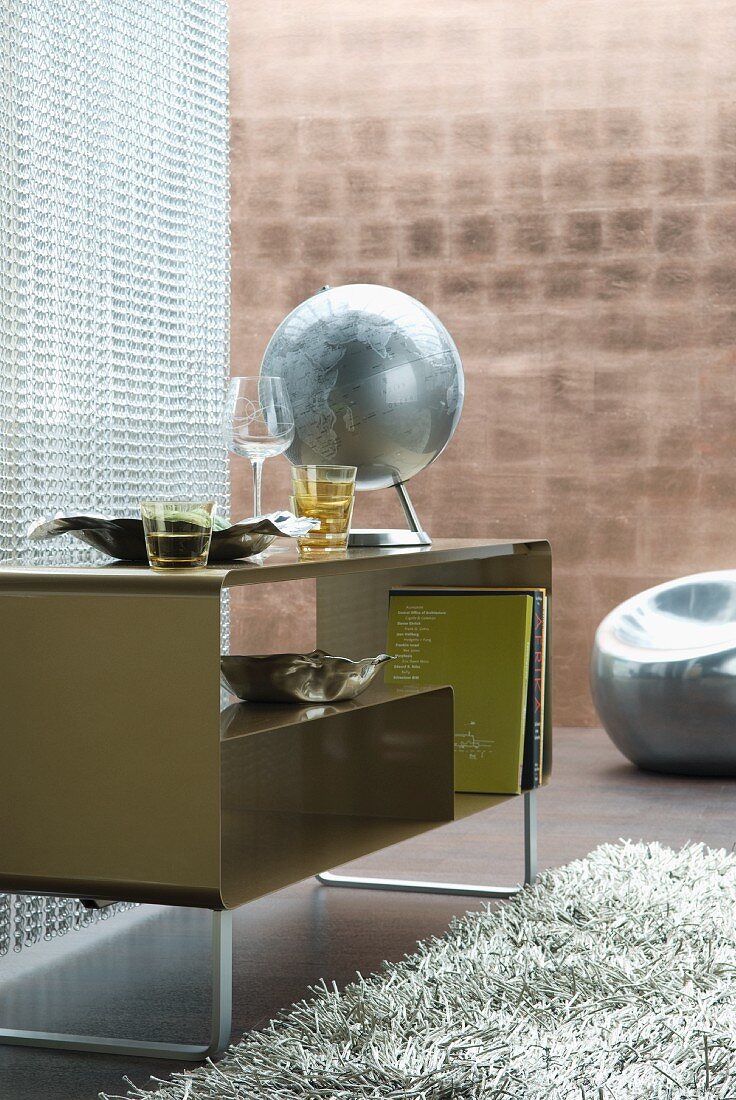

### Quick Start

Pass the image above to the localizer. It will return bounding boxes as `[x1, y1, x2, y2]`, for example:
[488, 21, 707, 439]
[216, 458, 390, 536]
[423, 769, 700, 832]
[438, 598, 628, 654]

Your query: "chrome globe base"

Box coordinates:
[348, 482, 432, 548]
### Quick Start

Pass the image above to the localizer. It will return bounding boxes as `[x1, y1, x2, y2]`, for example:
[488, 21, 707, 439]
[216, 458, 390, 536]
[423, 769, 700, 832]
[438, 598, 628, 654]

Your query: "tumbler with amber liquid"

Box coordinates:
[290, 465, 357, 554]
[140, 501, 216, 570]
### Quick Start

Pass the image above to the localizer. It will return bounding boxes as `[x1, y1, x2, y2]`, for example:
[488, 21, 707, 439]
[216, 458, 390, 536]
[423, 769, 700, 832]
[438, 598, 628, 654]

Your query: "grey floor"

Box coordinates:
[0, 728, 733, 1099]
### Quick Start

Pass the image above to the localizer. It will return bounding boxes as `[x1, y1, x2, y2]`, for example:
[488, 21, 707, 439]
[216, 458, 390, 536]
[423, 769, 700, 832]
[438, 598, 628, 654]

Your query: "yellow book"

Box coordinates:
[392, 586, 548, 785]
[386, 589, 534, 794]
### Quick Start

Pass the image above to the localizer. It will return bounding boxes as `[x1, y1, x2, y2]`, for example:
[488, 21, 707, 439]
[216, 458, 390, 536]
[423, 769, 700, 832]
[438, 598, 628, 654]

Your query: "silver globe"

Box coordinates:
[260, 284, 464, 492]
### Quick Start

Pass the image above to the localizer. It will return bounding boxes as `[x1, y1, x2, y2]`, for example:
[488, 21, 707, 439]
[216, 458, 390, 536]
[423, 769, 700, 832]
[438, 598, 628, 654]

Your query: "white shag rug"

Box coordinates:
[106, 841, 736, 1100]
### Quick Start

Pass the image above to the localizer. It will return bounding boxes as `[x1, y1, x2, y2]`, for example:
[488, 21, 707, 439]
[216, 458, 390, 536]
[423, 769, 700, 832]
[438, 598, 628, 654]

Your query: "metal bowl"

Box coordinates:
[220, 650, 394, 704]
[27, 512, 314, 562]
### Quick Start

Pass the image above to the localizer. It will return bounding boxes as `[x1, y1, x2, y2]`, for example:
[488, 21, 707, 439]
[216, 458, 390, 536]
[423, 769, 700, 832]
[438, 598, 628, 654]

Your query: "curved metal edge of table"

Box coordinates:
[0, 537, 549, 594]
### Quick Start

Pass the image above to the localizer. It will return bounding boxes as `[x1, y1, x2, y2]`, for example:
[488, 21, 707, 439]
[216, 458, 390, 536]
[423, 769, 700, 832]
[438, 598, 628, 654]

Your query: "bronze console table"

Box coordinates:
[0, 538, 551, 1060]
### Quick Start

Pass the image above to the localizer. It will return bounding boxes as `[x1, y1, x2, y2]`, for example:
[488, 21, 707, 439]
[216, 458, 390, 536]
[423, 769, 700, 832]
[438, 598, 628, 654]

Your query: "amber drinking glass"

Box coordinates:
[290, 465, 357, 554]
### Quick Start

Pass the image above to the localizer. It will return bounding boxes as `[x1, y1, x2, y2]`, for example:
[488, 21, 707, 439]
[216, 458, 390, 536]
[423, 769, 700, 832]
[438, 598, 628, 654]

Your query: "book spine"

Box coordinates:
[522, 592, 545, 789]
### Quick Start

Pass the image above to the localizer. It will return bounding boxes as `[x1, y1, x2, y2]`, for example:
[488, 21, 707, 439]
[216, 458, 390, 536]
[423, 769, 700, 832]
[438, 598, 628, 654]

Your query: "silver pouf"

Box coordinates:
[590, 571, 736, 776]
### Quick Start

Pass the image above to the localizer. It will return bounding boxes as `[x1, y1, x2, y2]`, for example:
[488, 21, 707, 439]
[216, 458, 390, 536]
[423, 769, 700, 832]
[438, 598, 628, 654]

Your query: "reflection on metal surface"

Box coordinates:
[220, 650, 394, 703]
[27, 511, 315, 562]
[591, 570, 736, 775]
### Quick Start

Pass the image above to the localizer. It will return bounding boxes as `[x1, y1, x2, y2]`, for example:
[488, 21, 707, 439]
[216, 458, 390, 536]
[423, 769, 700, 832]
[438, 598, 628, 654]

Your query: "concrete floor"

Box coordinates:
[0, 727, 733, 1099]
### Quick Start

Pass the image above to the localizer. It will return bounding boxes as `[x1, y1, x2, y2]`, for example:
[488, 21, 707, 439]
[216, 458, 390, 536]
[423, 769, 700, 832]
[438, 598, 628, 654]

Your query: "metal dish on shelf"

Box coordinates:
[27, 511, 315, 562]
[220, 650, 394, 704]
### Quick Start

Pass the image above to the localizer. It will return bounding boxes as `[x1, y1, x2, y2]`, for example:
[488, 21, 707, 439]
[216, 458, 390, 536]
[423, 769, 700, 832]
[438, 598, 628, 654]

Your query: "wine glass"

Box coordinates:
[222, 376, 295, 517]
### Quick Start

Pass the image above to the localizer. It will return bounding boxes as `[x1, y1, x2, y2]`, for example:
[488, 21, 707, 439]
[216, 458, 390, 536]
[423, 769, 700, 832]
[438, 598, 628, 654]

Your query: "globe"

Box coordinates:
[260, 284, 464, 492]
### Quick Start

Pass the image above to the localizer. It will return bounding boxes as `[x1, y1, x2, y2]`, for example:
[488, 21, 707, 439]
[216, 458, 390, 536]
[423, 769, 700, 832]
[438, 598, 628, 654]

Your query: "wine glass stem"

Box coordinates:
[251, 458, 264, 517]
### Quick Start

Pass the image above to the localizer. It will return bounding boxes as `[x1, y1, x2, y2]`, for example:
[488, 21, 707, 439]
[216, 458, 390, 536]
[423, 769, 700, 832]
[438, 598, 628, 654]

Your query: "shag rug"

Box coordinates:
[105, 841, 736, 1100]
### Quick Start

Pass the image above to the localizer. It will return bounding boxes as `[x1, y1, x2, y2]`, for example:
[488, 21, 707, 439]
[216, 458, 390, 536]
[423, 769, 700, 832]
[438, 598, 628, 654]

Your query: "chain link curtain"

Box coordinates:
[0, 0, 229, 950]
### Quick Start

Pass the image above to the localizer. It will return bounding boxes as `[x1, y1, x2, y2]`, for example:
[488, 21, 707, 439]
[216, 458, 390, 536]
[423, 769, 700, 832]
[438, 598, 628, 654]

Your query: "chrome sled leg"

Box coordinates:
[0, 909, 232, 1061]
[317, 789, 538, 899]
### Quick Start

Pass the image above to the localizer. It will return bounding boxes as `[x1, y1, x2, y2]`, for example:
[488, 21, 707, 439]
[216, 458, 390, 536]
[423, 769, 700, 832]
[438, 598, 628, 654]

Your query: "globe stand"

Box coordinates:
[348, 482, 432, 548]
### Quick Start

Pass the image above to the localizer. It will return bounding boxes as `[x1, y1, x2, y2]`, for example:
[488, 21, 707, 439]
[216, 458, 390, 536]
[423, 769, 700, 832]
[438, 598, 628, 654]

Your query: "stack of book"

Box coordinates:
[386, 587, 547, 794]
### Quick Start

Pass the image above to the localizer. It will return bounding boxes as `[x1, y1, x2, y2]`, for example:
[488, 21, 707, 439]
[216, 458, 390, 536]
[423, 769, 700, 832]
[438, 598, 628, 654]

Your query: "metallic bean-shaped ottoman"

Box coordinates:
[590, 571, 736, 775]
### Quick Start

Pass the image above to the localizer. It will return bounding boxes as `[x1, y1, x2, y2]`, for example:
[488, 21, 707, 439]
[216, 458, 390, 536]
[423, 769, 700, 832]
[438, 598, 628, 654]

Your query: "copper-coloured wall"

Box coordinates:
[230, 0, 736, 725]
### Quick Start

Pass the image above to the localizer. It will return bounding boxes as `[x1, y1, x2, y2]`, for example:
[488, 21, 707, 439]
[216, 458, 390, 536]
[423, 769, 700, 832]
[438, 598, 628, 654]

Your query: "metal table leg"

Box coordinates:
[317, 790, 537, 899]
[0, 909, 233, 1061]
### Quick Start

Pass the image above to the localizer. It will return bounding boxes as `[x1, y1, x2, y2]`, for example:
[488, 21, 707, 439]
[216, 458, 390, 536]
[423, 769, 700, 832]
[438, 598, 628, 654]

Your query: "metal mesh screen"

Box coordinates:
[0, 0, 229, 950]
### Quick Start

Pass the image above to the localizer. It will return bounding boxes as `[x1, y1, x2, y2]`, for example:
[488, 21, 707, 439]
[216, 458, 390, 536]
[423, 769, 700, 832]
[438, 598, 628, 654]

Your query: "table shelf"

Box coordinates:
[0, 538, 551, 910]
[219, 682, 440, 739]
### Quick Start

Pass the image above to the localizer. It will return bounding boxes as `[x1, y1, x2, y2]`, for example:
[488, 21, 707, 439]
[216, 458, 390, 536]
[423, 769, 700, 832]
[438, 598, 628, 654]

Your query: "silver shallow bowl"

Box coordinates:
[591, 570, 736, 776]
[220, 650, 394, 704]
[27, 512, 314, 562]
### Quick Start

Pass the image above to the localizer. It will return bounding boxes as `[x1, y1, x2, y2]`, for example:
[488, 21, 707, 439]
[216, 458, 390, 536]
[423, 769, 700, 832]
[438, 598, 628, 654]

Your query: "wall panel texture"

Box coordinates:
[229, 0, 736, 726]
